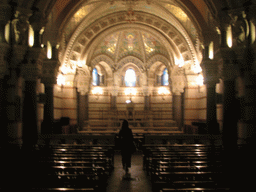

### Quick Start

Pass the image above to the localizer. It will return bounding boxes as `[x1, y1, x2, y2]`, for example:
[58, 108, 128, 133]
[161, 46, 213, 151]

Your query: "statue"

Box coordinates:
[12, 12, 29, 45]
[232, 13, 248, 46]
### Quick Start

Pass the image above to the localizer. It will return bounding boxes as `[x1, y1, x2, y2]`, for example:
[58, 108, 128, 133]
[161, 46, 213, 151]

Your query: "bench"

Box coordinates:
[32, 188, 95, 191]
[142, 144, 228, 192]
[33, 144, 115, 191]
[160, 188, 230, 191]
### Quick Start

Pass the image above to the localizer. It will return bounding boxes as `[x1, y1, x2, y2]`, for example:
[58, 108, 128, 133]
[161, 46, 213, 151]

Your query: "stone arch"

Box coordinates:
[119, 62, 143, 87]
[90, 55, 114, 86]
[117, 56, 145, 72]
[61, 11, 198, 75]
[147, 54, 172, 70]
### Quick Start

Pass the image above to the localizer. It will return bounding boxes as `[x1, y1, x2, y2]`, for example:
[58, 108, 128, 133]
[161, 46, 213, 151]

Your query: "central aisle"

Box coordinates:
[106, 151, 153, 192]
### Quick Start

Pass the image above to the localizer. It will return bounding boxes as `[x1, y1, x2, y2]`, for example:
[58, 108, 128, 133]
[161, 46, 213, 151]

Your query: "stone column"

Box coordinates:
[221, 47, 240, 147]
[77, 91, 89, 129]
[143, 87, 150, 111]
[173, 91, 183, 129]
[21, 47, 45, 146]
[0, 2, 11, 43]
[0, 42, 10, 145]
[201, 47, 219, 134]
[111, 88, 118, 110]
[41, 51, 60, 134]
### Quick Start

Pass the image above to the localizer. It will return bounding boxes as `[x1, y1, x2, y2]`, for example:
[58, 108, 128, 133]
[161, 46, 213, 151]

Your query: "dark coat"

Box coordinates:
[119, 121, 134, 153]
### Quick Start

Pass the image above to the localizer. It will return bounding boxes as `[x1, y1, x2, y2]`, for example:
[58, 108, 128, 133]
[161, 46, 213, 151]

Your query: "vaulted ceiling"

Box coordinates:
[9, 0, 253, 76]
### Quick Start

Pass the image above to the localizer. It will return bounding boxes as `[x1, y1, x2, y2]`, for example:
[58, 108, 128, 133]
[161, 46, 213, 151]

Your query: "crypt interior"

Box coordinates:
[0, 0, 256, 191]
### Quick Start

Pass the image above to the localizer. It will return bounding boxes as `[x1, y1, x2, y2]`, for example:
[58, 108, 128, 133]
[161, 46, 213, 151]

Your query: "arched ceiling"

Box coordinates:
[91, 29, 170, 63]
[12, 0, 234, 75]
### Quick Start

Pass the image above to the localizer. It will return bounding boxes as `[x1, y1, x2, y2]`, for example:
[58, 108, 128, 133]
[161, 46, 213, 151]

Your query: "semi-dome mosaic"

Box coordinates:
[92, 29, 169, 62]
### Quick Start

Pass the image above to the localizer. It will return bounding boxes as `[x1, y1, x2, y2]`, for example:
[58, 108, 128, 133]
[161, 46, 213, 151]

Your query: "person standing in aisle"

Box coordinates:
[119, 120, 135, 174]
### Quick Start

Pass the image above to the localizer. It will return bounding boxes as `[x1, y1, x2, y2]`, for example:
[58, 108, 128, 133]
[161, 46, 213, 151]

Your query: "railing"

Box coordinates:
[88, 107, 173, 121]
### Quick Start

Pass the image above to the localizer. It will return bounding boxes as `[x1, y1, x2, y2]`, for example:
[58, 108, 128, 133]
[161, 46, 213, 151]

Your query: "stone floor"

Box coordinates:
[105, 151, 153, 192]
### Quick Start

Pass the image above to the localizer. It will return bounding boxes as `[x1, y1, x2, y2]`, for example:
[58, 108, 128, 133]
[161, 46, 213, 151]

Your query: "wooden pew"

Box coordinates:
[142, 144, 229, 192]
[33, 144, 115, 191]
[160, 188, 230, 191]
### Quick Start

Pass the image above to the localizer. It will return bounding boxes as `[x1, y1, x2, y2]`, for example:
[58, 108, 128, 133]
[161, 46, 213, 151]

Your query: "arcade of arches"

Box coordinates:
[0, 0, 256, 148]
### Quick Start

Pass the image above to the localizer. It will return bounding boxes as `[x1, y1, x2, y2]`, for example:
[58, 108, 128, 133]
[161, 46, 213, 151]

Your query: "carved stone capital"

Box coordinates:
[21, 47, 46, 81]
[75, 68, 90, 95]
[41, 59, 60, 85]
[200, 59, 219, 85]
[142, 86, 150, 96]
[29, 8, 46, 32]
[220, 47, 239, 80]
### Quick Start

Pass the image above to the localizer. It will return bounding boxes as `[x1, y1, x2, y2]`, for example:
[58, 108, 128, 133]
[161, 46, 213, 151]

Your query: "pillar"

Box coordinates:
[221, 53, 239, 148]
[201, 47, 219, 134]
[219, 26, 239, 149]
[173, 92, 183, 129]
[41, 47, 60, 134]
[0, 2, 11, 43]
[22, 80, 38, 146]
[0, 42, 10, 145]
[41, 83, 54, 134]
[77, 91, 89, 129]
[143, 87, 150, 111]
[21, 47, 45, 146]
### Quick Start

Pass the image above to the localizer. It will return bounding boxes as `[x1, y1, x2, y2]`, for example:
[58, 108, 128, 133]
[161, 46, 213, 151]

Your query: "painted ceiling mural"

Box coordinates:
[61, 0, 200, 46]
[93, 32, 119, 58]
[55, 0, 214, 75]
[92, 30, 169, 63]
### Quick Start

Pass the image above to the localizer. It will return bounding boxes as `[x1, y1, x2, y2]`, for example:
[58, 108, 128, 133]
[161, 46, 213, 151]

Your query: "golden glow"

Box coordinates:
[60, 66, 69, 74]
[251, 21, 255, 44]
[77, 61, 83, 67]
[92, 87, 103, 95]
[227, 25, 232, 48]
[158, 87, 169, 95]
[47, 41, 52, 59]
[175, 57, 184, 67]
[28, 25, 34, 47]
[192, 61, 202, 74]
[196, 74, 204, 86]
[125, 88, 136, 95]
[209, 41, 214, 59]
[5, 22, 10, 43]
[57, 74, 65, 86]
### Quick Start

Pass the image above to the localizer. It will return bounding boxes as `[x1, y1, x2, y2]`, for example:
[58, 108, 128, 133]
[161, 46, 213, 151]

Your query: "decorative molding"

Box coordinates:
[61, 11, 196, 75]
[117, 55, 144, 71]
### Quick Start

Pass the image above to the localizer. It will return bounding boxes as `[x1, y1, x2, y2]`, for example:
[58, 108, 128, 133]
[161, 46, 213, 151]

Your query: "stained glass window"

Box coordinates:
[92, 68, 99, 86]
[162, 68, 169, 86]
[125, 68, 136, 87]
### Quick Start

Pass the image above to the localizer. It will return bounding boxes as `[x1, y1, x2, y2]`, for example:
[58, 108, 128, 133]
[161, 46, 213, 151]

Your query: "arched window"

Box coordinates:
[162, 68, 169, 86]
[92, 68, 99, 86]
[125, 68, 136, 87]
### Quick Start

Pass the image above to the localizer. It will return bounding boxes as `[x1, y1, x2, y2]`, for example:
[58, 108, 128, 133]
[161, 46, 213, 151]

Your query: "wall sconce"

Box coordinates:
[28, 24, 34, 47]
[196, 74, 204, 92]
[209, 41, 214, 59]
[227, 24, 233, 48]
[158, 87, 169, 100]
[92, 87, 103, 100]
[47, 41, 52, 59]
